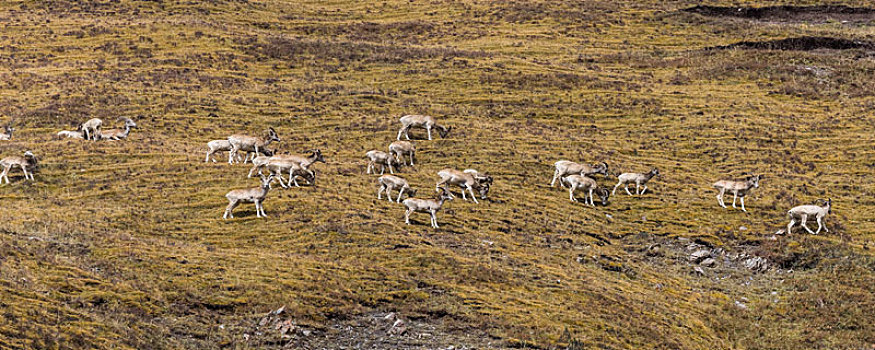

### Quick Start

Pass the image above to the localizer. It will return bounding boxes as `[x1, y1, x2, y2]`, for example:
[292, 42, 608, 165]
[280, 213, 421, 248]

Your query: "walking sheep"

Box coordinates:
[563, 174, 610, 206]
[713, 174, 762, 212]
[551, 160, 609, 188]
[378, 175, 416, 203]
[403, 187, 454, 228]
[787, 198, 831, 235]
[613, 168, 659, 196]
[0, 151, 37, 184]
[223, 175, 274, 219]
[228, 128, 281, 164]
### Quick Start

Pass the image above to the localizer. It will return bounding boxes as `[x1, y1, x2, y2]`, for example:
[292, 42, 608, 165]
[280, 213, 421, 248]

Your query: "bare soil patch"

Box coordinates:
[684, 5, 875, 23]
[711, 36, 875, 51]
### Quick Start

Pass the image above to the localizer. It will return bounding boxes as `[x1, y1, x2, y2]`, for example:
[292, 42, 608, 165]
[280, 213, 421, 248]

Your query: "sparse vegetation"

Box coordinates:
[0, 0, 874, 349]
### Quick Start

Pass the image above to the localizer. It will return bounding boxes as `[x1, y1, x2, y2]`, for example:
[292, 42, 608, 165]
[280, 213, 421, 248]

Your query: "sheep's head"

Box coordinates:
[747, 174, 762, 188]
[307, 149, 326, 163]
[262, 148, 276, 157]
[590, 162, 609, 176]
[4, 126, 13, 134]
[439, 126, 452, 138]
[407, 187, 417, 198]
[437, 187, 454, 201]
[302, 170, 316, 185]
[267, 127, 281, 142]
[596, 187, 610, 206]
[476, 177, 492, 199]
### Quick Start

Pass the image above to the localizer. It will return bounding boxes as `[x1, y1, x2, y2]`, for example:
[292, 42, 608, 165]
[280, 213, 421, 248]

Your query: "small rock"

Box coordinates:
[274, 305, 285, 315]
[383, 312, 396, 322]
[389, 319, 407, 335]
[775, 229, 786, 235]
[301, 329, 312, 337]
[690, 249, 711, 263]
[700, 258, 716, 267]
[218, 324, 225, 330]
[739, 226, 747, 231]
[743, 256, 769, 272]
[605, 214, 613, 219]
[734, 300, 748, 310]
[693, 266, 705, 276]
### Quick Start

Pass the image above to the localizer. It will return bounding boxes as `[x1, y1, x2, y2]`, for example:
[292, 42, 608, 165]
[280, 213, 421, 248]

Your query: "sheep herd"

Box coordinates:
[0, 114, 832, 235]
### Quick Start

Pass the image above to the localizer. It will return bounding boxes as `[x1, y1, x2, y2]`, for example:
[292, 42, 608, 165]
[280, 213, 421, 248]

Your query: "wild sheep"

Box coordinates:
[612, 168, 659, 196]
[223, 174, 274, 219]
[228, 128, 281, 164]
[396, 114, 451, 141]
[435, 168, 492, 204]
[787, 198, 831, 235]
[97, 117, 137, 140]
[0, 125, 14, 141]
[248, 149, 325, 178]
[206, 140, 241, 163]
[378, 175, 416, 202]
[79, 118, 103, 141]
[713, 174, 762, 212]
[389, 140, 415, 166]
[266, 159, 315, 188]
[550, 160, 609, 188]
[366, 150, 398, 175]
[0, 151, 37, 184]
[562, 174, 610, 206]
[57, 130, 85, 139]
[403, 187, 454, 228]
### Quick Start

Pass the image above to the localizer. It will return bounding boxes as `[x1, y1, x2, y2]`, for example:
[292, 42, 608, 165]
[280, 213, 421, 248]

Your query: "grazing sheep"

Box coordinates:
[378, 174, 416, 202]
[613, 168, 659, 196]
[396, 114, 451, 141]
[551, 160, 609, 188]
[403, 187, 454, 228]
[79, 118, 103, 141]
[366, 150, 398, 175]
[435, 168, 492, 203]
[562, 174, 610, 206]
[265, 159, 315, 188]
[389, 140, 415, 166]
[57, 130, 85, 139]
[0, 151, 37, 184]
[713, 174, 762, 212]
[97, 117, 137, 140]
[248, 149, 325, 178]
[0, 125, 14, 141]
[787, 198, 831, 235]
[228, 128, 281, 164]
[223, 175, 274, 219]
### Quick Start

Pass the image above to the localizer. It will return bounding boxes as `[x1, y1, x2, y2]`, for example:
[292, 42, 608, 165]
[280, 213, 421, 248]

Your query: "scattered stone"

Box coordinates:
[273, 305, 286, 315]
[646, 244, 662, 257]
[775, 229, 786, 235]
[734, 300, 748, 310]
[700, 258, 717, 267]
[743, 256, 769, 272]
[383, 312, 396, 322]
[739, 226, 747, 231]
[693, 266, 705, 276]
[690, 249, 711, 263]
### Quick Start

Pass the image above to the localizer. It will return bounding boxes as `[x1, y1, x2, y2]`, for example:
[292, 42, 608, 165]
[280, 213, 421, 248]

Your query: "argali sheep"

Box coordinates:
[613, 168, 659, 196]
[223, 174, 274, 219]
[206, 140, 242, 163]
[396, 114, 451, 141]
[97, 117, 137, 141]
[550, 160, 609, 188]
[435, 168, 492, 204]
[563, 174, 610, 206]
[389, 140, 415, 166]
[228, 128, 281, 164]
[79, 118, 103, 141]
[403, 187, 454, 228]
[266, 159, 315, 188]
[248, 149, 325, 178]
[0, 125, 14, 141]
[0, 151, 37, 184]
[713, 174, 762, 212]
[366, 150, 398, 175]
[378, 174, 416, 203]
[787, 198, 831, 235]
[57, 130, 85, 139]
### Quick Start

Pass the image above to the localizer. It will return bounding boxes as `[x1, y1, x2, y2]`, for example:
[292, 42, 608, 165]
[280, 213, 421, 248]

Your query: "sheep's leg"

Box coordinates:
[815, 216, 823, 234]
[740, 196, 747, 212]
[611, 182, 620, 196]
[431, 211, 439, 228]
[292, 174, 300, 187]
[377, 185, 384, 199]
[624, 185, 632, 196]
[635, 183, 641, 195]
[22, 167, 30, 181]
[801, 214, 815, 234]
[551, 170, 560, 187]
[716, 188, 726, 208]
[247, 164, 259, 177]
[205, 150, 212, 162]
[260, 201, 267, 218]
[569, 187, 576, 202]
[731, 192, 738, 208]
[224, 200, 239, 219]
[588, 188, 595, 206]
[396, 188, 404, 203]
[366, 161, 372, 174]
[379, 164, 385, 175]
[787, 217, 795, 234]
[820, 216, 829, 233]
[410, 152, 415, 166]
[0, 167, 8, 184]
[427, 126, 433, 140]
[228, 145, 237, 164]
[405, 208, 413, 224]
[641, 185, 648, 195]
[388, 162, 394, 174]
[468, 186, 479, 204]
[397, 126, 405, 140]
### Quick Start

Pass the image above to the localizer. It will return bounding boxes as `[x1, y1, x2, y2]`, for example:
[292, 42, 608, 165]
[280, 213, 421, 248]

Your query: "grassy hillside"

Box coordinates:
[0, 0, 873, 348]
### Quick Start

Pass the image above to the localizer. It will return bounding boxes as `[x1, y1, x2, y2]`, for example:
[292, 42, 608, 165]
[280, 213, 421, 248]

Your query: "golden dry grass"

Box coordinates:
[0, 0, 874, 348]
